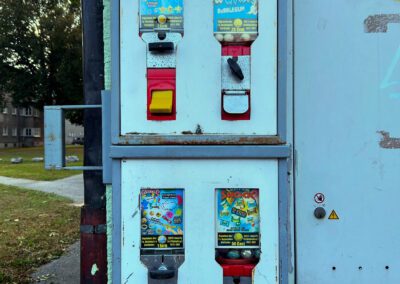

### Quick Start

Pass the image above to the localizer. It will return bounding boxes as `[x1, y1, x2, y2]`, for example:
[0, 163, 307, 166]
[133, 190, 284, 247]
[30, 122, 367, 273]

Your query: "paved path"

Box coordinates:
[0, 174, 83, 283]
[31, 242, 80, 284]
[0, 174, 83, 204]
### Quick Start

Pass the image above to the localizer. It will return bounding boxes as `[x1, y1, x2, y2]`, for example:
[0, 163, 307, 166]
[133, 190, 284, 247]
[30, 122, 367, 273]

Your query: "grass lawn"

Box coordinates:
[0, 146, 83, 181]
[0, 184, 80, 283]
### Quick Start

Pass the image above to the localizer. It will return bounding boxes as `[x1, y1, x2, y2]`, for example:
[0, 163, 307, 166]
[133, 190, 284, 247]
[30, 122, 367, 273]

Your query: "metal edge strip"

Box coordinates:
[278, 0, 289, 143]
[109, 145, 290, 159]
[111, 0, 120, 144]
[116, 135, 284, 145]
[111, 159, 121, 283]
[102, 90, 112, 183]
[279, 159, 291, 284]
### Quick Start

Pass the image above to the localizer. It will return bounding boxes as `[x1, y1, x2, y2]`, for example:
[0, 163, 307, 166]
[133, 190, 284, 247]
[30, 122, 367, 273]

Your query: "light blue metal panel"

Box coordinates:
[110, 0, 120, 144]
[44, 106, 65, 169]
[295, 1, 400, 283]
[102, 90, 112, 183]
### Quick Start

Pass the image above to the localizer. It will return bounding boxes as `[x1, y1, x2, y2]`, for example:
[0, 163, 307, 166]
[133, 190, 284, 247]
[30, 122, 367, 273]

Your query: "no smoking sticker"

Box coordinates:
[314, 193, 325, 204]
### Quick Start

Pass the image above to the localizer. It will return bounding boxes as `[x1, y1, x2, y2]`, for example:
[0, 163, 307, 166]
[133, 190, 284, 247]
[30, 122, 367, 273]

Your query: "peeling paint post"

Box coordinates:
[103, 0, 113, 282]
[91, 263, 100, 276]
[81, 0, 107, 283]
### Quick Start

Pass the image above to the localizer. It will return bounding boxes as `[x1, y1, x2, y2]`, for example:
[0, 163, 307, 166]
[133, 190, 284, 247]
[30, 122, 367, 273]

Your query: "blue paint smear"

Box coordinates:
[389, 93, 400, 99]
[381, 44, 400, 94]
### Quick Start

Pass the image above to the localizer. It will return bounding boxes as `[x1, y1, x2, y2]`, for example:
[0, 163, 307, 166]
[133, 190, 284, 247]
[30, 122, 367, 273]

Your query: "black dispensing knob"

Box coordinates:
[227, 57, 244, 81]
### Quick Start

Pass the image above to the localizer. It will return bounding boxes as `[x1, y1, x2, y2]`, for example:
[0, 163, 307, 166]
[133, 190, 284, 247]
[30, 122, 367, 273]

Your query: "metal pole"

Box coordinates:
[81, 1, 106, 282]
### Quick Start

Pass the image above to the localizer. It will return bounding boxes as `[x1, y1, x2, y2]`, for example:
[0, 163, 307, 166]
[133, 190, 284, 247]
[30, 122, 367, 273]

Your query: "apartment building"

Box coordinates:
[0, 101, 43, 148]
[65, 119, 84, 144]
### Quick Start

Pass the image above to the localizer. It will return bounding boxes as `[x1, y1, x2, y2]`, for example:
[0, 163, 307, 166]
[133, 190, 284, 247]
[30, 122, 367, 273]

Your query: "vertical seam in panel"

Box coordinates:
[278, 0, 288, 141]
[279, 159, 290, 284]
[291, 0, 297, 282]
[278, 0, 290, 281]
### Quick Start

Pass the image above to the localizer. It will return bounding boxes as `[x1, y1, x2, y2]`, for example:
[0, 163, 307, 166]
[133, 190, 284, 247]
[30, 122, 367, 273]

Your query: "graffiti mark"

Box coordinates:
[365, 14, 400, 98]
[91, 263, 99, 276]
[364, 14, 400, 33]
[124, 272, 134, 284]
[381, 44, 400, 99]
[378, 131, 400, 149]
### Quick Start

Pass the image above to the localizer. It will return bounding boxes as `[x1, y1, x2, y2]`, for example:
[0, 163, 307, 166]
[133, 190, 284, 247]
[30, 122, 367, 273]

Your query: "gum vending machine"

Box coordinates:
[215, 188, 262, 281]
[110, 0, 291, 283]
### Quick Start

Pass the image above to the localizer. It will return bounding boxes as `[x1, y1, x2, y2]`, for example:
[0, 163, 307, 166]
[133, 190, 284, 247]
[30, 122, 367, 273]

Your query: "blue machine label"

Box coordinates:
[213, 0, 258, 34]
[216, 188, 260, 248]
[140, 188, 184, 250]
[140, 0, 184, 31]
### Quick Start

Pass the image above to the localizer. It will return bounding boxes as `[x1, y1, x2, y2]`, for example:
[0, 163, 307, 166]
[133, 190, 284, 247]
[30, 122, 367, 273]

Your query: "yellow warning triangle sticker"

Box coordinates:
[328, 210, 339, 220]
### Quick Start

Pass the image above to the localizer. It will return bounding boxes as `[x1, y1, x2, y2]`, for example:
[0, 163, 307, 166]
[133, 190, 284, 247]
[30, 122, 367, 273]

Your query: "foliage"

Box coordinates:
[0, 0, 83, 124]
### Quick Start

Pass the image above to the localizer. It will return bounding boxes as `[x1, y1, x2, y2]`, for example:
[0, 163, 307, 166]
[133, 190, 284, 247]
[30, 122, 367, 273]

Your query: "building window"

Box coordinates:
[33, 109, 40, 117]
[12, 108, 17, 115]
[2, 127, 8, 136]
[2, 107, 8, 114]
[33, 128, 41, 137]
[12, 128, 17, 137]
[24, 128, 32, 137]
[21, 107, 32, 116]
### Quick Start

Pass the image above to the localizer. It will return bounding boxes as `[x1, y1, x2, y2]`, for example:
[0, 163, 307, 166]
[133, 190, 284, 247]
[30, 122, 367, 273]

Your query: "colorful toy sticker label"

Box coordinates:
[140, 188, 184, 250]
[140, 0, 184, 32]
[213, 0, 258, 34]
[216, 188, 260, 248]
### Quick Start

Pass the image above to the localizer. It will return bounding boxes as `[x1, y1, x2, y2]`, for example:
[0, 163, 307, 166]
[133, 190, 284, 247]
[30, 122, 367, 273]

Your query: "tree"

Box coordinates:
[0, 0, 83, 124]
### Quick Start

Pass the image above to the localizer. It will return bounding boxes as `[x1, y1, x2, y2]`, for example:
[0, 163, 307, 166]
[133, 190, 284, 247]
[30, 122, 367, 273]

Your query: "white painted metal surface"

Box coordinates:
[120, 0, 277, 135]
[120, 160, 279, 283]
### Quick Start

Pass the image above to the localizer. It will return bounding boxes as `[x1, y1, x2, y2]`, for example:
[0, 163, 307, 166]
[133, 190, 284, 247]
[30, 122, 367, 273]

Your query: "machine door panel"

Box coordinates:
[120, 0, 277, 135]
[295, 1, 400, 283]
[120, 159, 279, 284]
